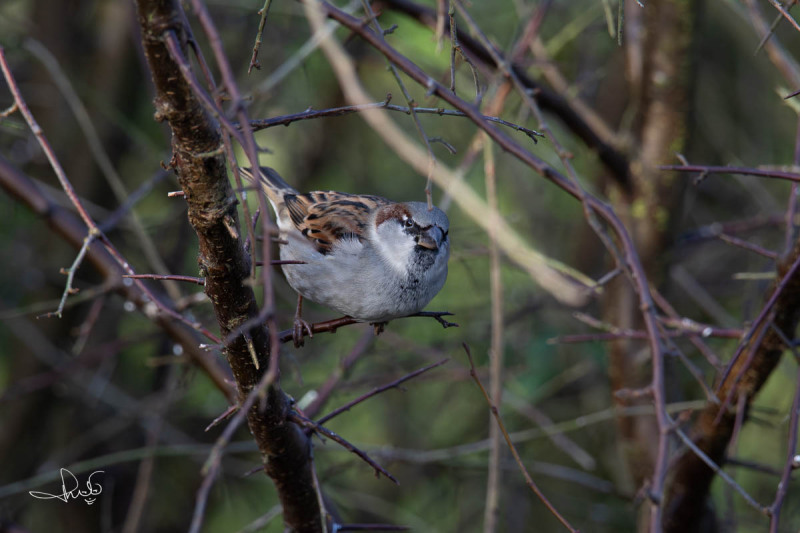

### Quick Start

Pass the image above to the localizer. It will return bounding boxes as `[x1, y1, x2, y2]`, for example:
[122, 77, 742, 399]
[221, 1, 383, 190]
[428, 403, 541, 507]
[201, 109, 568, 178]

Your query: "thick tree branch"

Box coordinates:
[663, 240, 800, 532]
[133, 1, 323, 531]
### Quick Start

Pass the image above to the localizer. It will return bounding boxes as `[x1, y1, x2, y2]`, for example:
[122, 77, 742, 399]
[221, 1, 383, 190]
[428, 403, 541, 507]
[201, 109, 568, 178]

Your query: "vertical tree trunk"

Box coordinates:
[133, 1, 324, 530]
[603, 2, 693, 527]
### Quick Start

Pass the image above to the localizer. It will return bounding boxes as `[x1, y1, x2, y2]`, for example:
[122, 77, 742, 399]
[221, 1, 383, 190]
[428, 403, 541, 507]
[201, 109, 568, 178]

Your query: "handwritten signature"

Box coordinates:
[29, 468, 104, 505]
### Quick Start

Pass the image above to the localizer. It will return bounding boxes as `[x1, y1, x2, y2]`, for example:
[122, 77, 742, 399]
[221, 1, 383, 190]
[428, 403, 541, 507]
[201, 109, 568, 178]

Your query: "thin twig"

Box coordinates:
[550, 327, 741, 344]
[0, 48, 98, 230]
[483, 133, 503, 533]
[717, 233, 779, 260]
[234, 504, 283, 533]
[248, 100, 542, 141]
[651, 288, 722, 368]
[276, 311, 457, 344]
[303, 330, 374, 418]
[338, 524, 409, 531]
[248, 0, 274, 73]
[448, 2, 456, 94]
[255, 260, 307, 266]
[289, 412, 398, 484]
[189, 364, 280, 533]
[204, 404, 239, 432]
[786, 114, 800, 253]
[436, 0, 447, 51]
[99, 170, 171, 234]
[123, 274, 205, 285]
[715, 251, 800, 402]
[278, 315, 359, 344]
[673, 427, 768, 514]
[755, 0, 796, 54]
[25, 38, 184, 302]
[49, 230, 97, 318]
[662, 164, 800, 183]
[768, 364, 800, 531]
[0, 46, 221, 342]
[359, 0, 437, 208]
[122, 368, 179, 533]
[0, 101, 18, 117]
[71, 293, 107, 355]
[317, 359, 449, 425]
[767, 0, 800, 33]
[463, 344, 577, 532]
[504, 391, 596, 470]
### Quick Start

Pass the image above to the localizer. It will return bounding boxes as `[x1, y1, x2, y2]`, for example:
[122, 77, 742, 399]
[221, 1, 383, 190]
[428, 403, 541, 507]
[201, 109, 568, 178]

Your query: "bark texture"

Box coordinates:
[134, 1, 323, 530]
[603, 1, 693, 503]
[663, 240, 800, 532]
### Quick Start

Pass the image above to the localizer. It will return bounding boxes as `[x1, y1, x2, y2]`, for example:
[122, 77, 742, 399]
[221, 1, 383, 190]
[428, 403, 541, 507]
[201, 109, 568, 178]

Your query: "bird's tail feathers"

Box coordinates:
[238, 166, 294, 206]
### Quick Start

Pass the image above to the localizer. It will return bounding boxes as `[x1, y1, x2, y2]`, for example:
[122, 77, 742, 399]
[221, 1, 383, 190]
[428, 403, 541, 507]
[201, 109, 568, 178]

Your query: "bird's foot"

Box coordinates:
[292, 294, 314, 348]
[292, 316, 313, 348]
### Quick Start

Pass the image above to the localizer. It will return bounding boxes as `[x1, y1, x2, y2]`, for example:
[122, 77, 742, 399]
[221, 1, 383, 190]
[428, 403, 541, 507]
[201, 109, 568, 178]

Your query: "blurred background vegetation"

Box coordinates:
[2, 0, 800, 531]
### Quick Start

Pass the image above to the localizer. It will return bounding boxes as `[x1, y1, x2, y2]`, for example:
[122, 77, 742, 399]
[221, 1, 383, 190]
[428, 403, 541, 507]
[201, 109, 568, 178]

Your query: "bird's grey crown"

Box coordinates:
[401, 202, 450, 232]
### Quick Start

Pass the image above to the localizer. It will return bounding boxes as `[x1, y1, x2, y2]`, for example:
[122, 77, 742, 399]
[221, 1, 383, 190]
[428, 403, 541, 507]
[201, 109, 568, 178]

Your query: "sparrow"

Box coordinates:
[239, 167, 450, 343]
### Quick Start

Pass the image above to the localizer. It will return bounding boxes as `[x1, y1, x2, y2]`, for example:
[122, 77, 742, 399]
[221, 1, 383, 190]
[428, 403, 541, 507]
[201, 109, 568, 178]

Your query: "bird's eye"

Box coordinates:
[404, 218, 414, 229]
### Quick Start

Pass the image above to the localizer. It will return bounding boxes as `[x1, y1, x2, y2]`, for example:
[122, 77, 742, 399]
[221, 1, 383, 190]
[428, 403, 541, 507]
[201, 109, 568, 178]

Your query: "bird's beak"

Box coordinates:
[417, 227, 444, 250]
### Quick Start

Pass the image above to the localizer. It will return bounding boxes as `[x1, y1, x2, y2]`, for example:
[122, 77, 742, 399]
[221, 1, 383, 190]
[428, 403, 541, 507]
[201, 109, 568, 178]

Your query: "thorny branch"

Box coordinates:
[248, 98, 543, 142]
[134, 1, 323, 530]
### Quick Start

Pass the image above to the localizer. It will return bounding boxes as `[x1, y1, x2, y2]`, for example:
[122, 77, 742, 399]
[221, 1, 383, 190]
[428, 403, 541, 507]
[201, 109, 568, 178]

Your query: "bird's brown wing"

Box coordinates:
[283, 192, 391, 254]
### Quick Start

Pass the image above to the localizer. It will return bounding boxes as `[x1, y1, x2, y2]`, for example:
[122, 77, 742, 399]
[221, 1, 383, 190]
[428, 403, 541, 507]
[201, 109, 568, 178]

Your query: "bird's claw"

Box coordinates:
[293, 317, 313, 348]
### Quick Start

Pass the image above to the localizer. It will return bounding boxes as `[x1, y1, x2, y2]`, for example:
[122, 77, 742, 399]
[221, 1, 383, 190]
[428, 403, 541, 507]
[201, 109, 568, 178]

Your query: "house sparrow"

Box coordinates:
[239, 167, 450, 342]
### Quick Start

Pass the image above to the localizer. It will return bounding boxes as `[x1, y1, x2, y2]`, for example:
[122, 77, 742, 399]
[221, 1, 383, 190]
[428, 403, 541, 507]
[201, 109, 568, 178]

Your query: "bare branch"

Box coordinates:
[248, 100, 542, 142]
[662, 164, 800, 183]
[463, 344, 578, 532]
[289, 412, 398, 484]
[316, 359, 449, 425]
